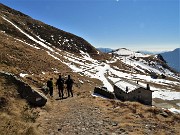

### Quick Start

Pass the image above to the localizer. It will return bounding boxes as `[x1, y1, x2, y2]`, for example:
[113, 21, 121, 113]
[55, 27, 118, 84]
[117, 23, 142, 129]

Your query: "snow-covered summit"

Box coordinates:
[113, 48, 133, 56]
[112, 48, 149, 57]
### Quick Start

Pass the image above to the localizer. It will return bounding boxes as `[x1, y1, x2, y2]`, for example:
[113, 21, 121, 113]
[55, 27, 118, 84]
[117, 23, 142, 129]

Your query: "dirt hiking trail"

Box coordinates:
[36, 89, 180, 135]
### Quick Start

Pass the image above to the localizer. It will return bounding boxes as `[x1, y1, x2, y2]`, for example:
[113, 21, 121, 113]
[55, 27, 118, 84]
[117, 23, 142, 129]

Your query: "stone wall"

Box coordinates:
[94, 87, 115, 99]
[0, 71, 47, 106]
[114, 85, 127, 101]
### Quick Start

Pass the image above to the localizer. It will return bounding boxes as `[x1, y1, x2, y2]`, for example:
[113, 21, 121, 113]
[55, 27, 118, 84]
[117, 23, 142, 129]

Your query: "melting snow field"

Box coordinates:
[153, 91, 180, 100]
[168, 108, 180, 114]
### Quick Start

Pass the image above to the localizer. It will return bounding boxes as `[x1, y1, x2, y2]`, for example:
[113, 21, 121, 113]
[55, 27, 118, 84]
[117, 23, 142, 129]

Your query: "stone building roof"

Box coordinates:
[114, 79, 153, 93]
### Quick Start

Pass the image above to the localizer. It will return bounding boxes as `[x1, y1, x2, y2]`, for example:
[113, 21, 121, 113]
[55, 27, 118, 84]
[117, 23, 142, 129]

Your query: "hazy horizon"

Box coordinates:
[97, 46, 179, 52]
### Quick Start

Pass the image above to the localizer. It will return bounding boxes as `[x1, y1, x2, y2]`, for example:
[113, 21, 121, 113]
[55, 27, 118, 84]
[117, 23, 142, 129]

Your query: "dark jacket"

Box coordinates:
[47, 80, 53, 88]
[65, 78, 73, 88]
[56, 78, 64, 88]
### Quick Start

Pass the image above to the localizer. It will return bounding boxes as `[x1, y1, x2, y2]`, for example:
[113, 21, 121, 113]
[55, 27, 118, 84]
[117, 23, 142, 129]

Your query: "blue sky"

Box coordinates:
[1, 0, 179, 51]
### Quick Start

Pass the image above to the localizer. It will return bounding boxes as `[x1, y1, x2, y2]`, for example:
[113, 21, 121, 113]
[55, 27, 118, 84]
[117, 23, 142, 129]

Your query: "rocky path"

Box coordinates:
[36, 90, 180, 135]
[37, 94, 128, 135]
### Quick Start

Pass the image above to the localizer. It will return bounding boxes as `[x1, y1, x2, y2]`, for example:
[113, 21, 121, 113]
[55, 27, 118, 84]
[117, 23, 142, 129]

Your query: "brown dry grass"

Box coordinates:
[94, 99, 180, 135]
[0, 73, 40, 135]
[0, 113, 39, 135]
[0, 31, 69, 75]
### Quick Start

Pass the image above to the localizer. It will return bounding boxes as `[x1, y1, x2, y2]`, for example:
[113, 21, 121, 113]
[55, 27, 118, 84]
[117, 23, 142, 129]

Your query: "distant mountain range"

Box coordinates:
[138, 50, 166, 55]
[97, 48, 168, 55]
[97, 48, 114, 53]
[160, 48, 180, 72]
[98, 47, 180, 72]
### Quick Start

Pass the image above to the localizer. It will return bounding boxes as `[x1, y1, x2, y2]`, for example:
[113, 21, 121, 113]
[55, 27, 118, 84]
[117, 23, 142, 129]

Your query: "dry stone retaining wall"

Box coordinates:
[0, 71, 47, 106]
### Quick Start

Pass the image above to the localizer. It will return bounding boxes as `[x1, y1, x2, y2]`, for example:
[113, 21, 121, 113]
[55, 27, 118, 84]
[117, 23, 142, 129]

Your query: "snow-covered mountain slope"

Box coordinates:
[160, 48, 180, 72]
[112, 48, 177, 75]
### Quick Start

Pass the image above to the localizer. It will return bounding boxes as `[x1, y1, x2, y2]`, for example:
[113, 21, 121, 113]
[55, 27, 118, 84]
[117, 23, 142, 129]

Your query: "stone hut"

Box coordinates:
[114, 80, 153, 105]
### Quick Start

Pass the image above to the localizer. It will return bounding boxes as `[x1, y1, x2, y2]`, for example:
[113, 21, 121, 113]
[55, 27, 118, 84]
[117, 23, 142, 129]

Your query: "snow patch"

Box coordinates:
[168, 108, 180, 114]
[153, 91, 180, 100]
[20, 73, 28, 77]
[2, 16, 54, 52]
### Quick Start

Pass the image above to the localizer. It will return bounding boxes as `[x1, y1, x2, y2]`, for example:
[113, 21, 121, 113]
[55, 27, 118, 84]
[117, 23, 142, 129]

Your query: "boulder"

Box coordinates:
[41, 85, 49, 95]
[160, 111, 169, 118]
[0, 71, 47, 106]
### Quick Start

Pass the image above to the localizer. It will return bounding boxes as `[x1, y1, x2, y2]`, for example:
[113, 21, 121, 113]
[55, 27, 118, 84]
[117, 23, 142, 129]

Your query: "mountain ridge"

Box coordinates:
[160, 48, 180, 72]
[0, 3, 99, 56]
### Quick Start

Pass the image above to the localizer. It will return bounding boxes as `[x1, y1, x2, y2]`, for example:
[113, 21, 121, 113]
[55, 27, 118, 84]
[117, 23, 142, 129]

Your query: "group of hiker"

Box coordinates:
[47, 75, 74, 99]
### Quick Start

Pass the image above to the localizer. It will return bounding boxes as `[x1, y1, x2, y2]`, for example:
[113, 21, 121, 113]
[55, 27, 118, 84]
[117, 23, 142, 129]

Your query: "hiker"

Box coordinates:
[56, 75, 64, 99]
[65, 75, 74, 97]
[47, 78, 53, 97]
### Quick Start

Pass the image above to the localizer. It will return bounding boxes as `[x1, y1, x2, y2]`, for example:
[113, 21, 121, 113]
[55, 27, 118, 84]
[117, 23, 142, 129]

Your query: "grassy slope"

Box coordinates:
[0, 73, 40, 135]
